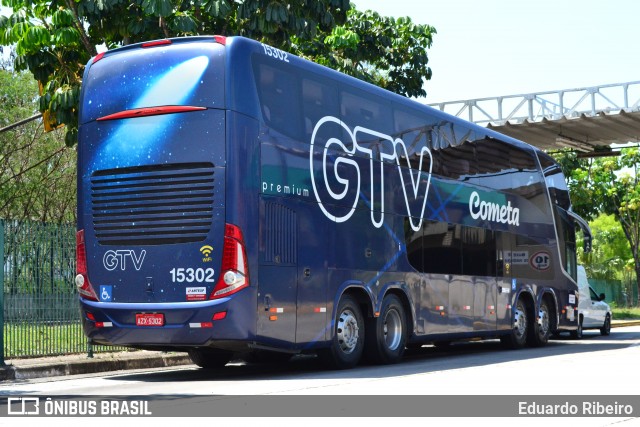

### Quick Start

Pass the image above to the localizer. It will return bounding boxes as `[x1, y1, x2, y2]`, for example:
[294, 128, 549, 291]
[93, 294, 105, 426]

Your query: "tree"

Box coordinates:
[555, 148, 640, 302]
[579, 213, 632, 281]
[0, 68, 76, 222]
[295, 9, 435, 98]
[0, 1, 435, 146]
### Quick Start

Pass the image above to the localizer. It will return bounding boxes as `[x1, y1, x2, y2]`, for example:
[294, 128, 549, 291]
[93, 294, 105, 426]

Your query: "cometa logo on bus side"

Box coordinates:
[468, 191, 520, 226]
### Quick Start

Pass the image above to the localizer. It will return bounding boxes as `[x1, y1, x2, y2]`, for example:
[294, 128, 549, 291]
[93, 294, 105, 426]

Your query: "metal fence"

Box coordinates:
[1, 219, 122, 361]
[591, 278, 639, 308]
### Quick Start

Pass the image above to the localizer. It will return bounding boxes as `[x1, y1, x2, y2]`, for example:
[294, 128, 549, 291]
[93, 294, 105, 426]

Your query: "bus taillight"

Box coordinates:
[75, 230, 99, 301]
[210, 224, 249, 300]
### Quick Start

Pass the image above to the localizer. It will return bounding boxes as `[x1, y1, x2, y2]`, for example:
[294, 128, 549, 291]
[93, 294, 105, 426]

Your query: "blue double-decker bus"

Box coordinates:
[76, 36, 592, 369]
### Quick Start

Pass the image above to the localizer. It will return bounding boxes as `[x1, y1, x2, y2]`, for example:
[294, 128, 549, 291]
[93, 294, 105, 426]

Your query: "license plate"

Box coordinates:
[135, 313, 164, 327]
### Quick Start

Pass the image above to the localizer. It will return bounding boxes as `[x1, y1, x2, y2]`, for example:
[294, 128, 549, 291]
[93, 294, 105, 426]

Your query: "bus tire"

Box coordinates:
[364, 294, 407, 364]
[319, 295, 365, 370]
[500, 298, 528, 349]
[529, 299, 551, 347]
[188, 348, 232, 369]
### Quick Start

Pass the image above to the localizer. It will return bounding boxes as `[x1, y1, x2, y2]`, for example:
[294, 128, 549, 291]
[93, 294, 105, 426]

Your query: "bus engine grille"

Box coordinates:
[91, 163, 215, 245]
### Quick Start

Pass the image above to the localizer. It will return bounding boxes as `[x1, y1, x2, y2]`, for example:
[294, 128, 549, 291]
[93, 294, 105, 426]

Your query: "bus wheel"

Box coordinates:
[319, 295, 364, 369]
[364, 294, 407, 364]
[501, 298, 528, 349]
[529, 299, 551, 347]
[188, 348, 232, 369]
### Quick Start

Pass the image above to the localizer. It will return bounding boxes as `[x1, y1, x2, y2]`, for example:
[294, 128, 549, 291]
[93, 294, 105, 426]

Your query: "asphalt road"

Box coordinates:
[2, 326, 639, 396]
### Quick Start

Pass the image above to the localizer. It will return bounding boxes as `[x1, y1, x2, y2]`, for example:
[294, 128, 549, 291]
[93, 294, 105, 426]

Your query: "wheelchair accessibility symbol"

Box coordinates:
[100, 285, 112, 302]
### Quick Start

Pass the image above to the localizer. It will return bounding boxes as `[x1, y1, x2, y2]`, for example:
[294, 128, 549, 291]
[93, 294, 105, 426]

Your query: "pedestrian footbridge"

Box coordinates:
[428, 81, 640, 156]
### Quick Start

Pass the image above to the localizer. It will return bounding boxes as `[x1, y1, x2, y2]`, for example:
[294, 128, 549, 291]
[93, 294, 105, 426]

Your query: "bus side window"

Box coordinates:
[340, 88, 393, 144]
[474, 138, 511, 190]
[553, 206, 577, 280]
[430, 149, 447, 178]
[254, 60, 302, 138]
[509, 146, 546, 208]
[422, 221, 463, 275]
[302, 77, 338, 138]
[461, 226, 496, 277]
[405, 218, 424, 272]
[406, 220, 497, 277]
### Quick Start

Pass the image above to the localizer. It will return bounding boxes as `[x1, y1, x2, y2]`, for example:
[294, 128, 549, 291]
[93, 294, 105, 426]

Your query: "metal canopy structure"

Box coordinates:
[428, 81, 640, 154]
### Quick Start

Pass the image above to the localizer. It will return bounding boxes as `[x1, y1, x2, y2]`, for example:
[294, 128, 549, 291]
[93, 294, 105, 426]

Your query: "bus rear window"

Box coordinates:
[80, 42, 225, 124]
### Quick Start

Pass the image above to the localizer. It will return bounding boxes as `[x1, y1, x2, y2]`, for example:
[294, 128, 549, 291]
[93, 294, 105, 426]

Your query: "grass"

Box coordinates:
[2, 322, 125, 359]
[3, 322, 87, 358]
[612, 306, 640, 320]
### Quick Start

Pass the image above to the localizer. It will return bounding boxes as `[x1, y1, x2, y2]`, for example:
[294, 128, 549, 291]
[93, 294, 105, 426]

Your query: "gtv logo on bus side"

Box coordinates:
[103, 249, 146, 271]
[309, 116, 432, 231]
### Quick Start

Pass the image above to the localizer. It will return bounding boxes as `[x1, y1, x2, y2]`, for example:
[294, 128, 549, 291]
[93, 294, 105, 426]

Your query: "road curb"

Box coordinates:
[611, 320, 640, 328]
[0, 352, 193, 381]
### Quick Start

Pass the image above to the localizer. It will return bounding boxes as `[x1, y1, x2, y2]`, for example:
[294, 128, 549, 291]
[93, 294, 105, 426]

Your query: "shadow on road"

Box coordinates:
[104, 327, 639, 383]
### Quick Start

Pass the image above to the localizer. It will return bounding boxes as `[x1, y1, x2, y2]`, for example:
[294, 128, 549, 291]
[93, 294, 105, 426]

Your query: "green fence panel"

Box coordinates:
[590, 278, 638, 307]
[2, 220, 126, 359]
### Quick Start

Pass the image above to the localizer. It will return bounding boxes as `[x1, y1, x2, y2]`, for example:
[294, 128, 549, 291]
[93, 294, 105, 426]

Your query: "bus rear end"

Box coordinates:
[76, 37, 254, 357]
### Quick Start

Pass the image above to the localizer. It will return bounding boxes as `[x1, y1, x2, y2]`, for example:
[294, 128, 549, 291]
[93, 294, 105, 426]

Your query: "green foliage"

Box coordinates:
[579, 213, 633, 281]
[0, 68, 76, 222]
[296, 8, 436, 98]
[4, 322, 86, 357]
[1, 0, 435, 146]
[1, 0, 93, 146]
[611, 307, 640, 319]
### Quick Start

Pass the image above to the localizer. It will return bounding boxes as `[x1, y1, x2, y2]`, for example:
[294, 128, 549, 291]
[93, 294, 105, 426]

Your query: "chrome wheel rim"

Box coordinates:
[384, 308, 403, 351]
[337, 309, 359, 354]
[514, 305, 527, 339]
[538, 305, 549, 336]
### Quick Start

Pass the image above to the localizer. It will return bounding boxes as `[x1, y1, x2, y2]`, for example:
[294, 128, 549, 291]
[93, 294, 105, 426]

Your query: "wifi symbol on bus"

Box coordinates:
[200, 245, 213, 262]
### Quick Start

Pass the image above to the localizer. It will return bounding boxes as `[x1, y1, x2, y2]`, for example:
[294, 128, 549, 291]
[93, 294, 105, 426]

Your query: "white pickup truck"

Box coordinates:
[573, 265, 612, 338]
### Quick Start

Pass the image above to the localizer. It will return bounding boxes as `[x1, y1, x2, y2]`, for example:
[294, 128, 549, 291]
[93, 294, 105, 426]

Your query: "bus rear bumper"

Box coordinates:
[78, 293, 256, 348]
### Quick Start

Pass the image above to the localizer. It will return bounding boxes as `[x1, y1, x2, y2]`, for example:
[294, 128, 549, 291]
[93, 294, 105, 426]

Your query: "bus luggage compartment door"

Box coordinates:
[257, 200, 297, 346]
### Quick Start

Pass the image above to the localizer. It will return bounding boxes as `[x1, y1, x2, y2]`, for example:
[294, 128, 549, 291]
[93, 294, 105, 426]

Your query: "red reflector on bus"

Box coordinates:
[86, 312, 96, 321]
[212, 311, 227, 321]
[92, 52, 106, 64]
[96, 322, 113, 328]
[189, 322, 213, 328]
[214, 35, 226, 45]
[97, 106, 206, 121]
[142, 39, 172, 48]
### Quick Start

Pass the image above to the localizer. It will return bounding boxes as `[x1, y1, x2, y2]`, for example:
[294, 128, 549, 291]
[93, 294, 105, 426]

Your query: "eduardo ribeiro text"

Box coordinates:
[519, 401, 634, 416]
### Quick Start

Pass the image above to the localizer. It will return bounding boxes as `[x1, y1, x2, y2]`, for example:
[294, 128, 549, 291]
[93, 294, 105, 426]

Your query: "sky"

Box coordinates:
[2, 0, 639, 104]
[354, 0, 640, 103]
